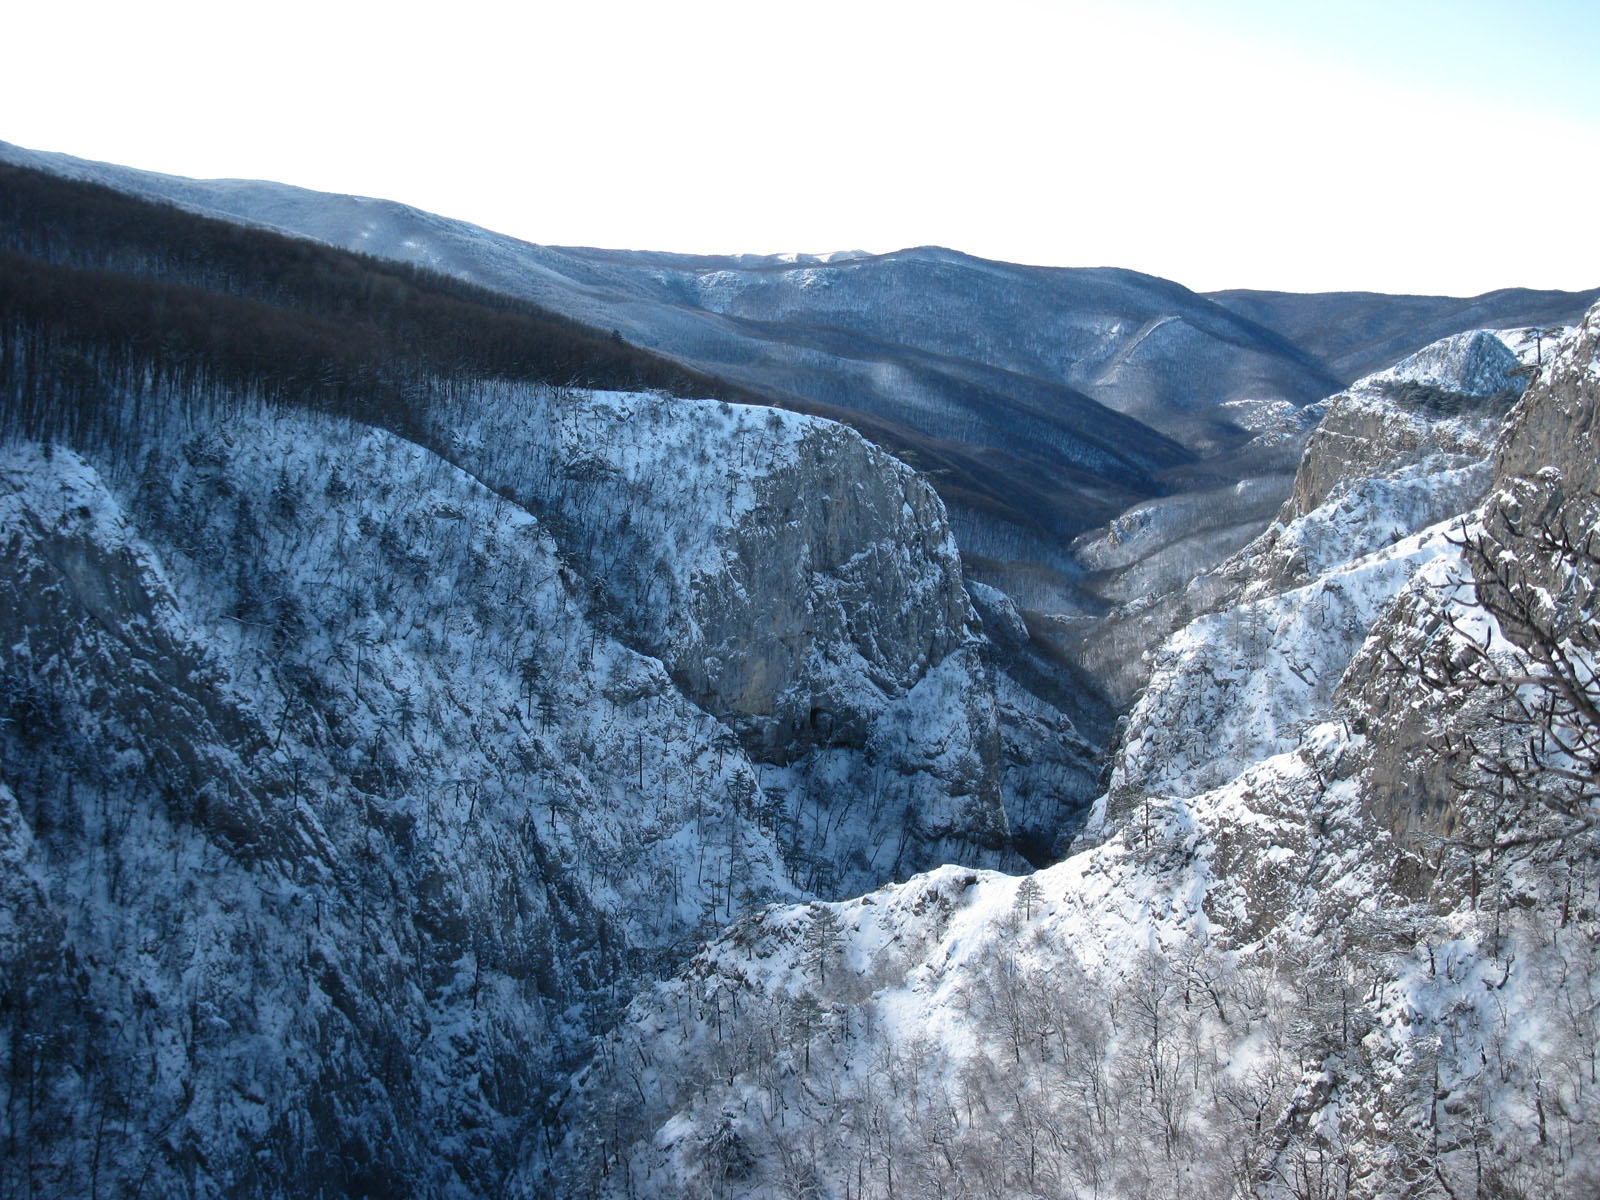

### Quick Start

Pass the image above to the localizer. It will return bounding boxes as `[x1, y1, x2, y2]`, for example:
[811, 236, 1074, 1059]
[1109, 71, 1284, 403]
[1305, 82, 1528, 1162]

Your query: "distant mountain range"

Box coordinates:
[3, 137, 1595, 681]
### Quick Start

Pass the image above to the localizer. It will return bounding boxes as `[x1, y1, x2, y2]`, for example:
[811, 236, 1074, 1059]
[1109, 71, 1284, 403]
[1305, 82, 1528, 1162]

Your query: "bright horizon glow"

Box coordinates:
[7, 0, 1599, 296]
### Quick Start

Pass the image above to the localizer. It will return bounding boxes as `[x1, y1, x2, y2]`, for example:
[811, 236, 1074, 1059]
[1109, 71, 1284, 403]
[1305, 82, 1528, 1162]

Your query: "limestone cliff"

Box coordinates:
[0, 372, 1046, 1195]
[556, 305, 1600, 1200]
[426, 382, 1020, 889]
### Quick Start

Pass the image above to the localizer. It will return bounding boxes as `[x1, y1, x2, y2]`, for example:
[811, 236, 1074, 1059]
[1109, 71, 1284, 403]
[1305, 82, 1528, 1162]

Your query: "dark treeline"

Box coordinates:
[0, 162, 763, 446]
[0, 161, 1067, 536]
[1376, 376, 1522, 420]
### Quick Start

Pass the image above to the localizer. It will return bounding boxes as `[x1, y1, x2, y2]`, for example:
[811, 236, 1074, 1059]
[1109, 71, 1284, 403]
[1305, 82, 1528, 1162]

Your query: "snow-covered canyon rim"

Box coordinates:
[1, 144, 1598, 1199]
[548, 312, 1600, 1198]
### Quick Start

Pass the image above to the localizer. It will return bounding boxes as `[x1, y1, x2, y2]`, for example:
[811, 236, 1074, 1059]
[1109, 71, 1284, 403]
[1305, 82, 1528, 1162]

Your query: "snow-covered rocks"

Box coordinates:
[431, 382, 1019, 888]
[1288, 329, 1517, 520]
[1092, 330, 1529, 819]
[1105, 522, 1461, 809]
[1363, 327, 1524, 399]
[0, 372, 1045, 1193]
[548, 308, 1600, 1198]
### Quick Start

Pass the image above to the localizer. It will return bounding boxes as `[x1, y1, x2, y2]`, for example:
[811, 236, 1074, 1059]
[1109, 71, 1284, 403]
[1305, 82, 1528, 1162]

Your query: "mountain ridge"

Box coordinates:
[8, 137, 1594, 656]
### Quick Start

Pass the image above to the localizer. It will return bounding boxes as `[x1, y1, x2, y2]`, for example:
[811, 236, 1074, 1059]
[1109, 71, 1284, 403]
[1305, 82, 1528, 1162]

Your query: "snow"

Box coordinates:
[1111, 518, 1463, 801]
[0, 391, 922, 1194]
[1366, 328, 1522, 397]
[544, 310, 1600, 1198]
[9, 139, 1600, 1198]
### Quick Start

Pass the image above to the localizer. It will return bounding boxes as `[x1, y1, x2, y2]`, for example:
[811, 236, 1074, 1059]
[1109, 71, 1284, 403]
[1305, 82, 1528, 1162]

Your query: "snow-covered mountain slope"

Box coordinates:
[558, 720, 1599, 1198]
[1104, 520, 1459, 808]
[1345, 304, 1600, 846]
[0, 154, 1099, 885]
[0, 346, 1113, 1196]
[420, 381, 1028, 892]
[1093, 329, 1526, 809]
[1074, 327, 1525, 708]
[552, 306, 1600, 1199]
[440, 385, 970, 764]
[1, 424, 650, 1197]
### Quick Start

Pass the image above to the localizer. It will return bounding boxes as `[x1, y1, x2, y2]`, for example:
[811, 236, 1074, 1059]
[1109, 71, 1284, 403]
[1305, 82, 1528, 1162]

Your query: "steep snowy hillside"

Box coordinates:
[0, 362, 1080, 1195]
[554, 307, 1600, 1199]
[0, 191, 1116, 1194]
[1076, 327, 1526, 707]
[1, 419, 680, 1197]
[421, 381, 1028, 892]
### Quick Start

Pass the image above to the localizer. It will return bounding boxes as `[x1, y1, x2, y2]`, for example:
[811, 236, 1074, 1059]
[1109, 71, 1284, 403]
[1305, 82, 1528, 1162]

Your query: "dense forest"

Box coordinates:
[0, 163, 766, 451]
[0, 162, 1127, 544]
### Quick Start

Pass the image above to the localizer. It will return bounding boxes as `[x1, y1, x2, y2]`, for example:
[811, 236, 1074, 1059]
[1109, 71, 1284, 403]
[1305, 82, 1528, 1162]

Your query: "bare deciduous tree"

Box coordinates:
[1409, 498, 1600, 848]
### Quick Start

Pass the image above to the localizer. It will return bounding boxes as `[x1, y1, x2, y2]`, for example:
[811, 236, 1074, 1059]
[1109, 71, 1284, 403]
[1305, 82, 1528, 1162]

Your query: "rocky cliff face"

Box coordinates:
[1098, 331, 1523, 817]
[0, 369, 1074, 1195]
[1072, 328, 1524, 712]
[444, 387, 973, 765]
[421, 382, 1021, 891]
[1287, 329, 1518, 519]
[1498, 324, 1600, 476]
[1338, 306, 1600, 850]
[555, 308, 1600, 1199]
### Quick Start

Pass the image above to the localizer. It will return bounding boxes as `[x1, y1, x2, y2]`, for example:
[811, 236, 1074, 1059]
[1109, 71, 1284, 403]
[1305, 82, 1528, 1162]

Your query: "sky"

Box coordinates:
[7, 0, 1599, 295]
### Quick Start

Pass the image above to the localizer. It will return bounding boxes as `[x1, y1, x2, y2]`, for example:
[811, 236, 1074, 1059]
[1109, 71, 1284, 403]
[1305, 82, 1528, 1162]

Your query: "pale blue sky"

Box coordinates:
[7, 0, 1598, 294]
[1144, 0, 1600, 114]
